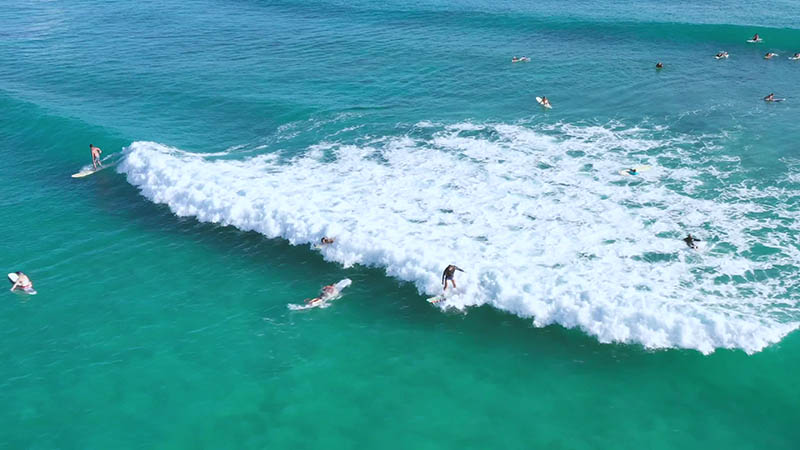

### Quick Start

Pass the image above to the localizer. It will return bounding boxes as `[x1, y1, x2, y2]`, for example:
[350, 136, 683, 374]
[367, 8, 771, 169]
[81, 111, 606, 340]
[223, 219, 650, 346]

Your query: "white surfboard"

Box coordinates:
[426, 295, 446, 304]
[8, 273, 37, 295]
[535, 97, 552, 109]
[715, 53, 729, 59]
[618, 165, 652, 176]
[288, 278, 352, 310]
[789, 56, 800, 60]
[746, 39, 763, 43]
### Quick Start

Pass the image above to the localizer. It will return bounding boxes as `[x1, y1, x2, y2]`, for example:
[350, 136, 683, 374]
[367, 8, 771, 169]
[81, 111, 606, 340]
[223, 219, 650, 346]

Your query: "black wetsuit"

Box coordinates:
[442, 265, 464, 285]
[683, 235, 700, 249]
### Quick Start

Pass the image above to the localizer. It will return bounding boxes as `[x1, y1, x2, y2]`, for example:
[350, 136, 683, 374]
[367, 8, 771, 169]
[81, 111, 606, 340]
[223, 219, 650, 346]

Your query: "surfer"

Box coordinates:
[90, 144, 103, 170]
[626, 168, 638, 175]
[792, 53, 800, 60]
[9, 272, 33, 292]
[751, 33, 760, 42]
[764, 52, 777, 60]
[655, 62, 663, 69]
[305, 284, 337, 304]
[764, 93, 776, 102]
[715, 51, 728, 59]
[320, 237, 335, 245]
[441, 265, 464, 291]
[512, 56, 529, 63]
[683, 234, 700, 250]
[540, 96, 551, 108]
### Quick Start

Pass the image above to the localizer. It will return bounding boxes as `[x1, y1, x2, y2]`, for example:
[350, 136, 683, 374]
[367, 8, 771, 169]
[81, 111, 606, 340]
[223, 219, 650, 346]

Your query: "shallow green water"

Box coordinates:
[2, 0, 800, 448]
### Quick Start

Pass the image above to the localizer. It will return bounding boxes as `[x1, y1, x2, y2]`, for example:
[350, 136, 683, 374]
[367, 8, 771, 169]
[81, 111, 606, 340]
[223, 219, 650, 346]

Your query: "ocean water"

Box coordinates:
[2, 0, 800, 448]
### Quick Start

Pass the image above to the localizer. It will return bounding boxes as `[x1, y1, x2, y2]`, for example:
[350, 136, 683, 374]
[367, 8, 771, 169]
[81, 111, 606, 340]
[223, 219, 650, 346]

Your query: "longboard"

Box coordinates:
[288, 279, 351, 310]
[746, 39, 763, 43]
[618, 165, 652, 176]
[535, 97, 552, 109]
[8, 273, 36, 295]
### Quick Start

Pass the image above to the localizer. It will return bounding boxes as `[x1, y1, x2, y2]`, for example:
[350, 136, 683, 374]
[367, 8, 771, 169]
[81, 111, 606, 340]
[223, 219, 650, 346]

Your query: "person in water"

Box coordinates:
[442, 265, 464, 291]
[683, 234, 701, 250]
[540, 96, 551, 107]
[765, 52, 777, 59]
[320, 237, 335, 245]
[715, 51, 728, 59]
[305, 284, 337, 304]
[90, 144, 103, 170]
[764, 93, 775, 102]
[752, 33, 760, 41]
[655, 62, 663, 69]
[627, 168, 638, 175]
[792, 53, 800, 59]
[9, 272, 33, 292]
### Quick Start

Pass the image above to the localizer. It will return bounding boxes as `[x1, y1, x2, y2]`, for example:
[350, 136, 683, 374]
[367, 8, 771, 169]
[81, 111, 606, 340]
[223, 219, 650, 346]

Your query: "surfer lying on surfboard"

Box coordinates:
[9, 272, 34, 292]
[90, 144, 103, 170]
[305, 284, 338, 304]
[764, 52, 778, 60]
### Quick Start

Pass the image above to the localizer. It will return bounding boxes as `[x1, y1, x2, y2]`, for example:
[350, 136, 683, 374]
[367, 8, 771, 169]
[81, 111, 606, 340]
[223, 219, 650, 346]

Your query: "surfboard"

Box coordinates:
[8, 273, 37, 295]
[789, 56, 800, 60]
[618, 165, 652, 176]
[746, 39, 763, 43]
[426, 295, 446, 304]
[535, 97, 552, 109]
[287, 278, 351, 310]
[714, 54, 729, 59]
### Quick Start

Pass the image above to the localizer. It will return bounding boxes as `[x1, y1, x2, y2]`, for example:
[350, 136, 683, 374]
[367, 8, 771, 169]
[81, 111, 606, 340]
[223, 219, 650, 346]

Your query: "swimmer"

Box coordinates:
[305, 284, 337, 304]
[683, 234, 701, 250]
[715, 51, 729, 59]
[656, 62, 663, 69]
[9, 272, 33, 292]
[441, 264, 464, 291]
[320, 237, 335, 245]
[89, 144, 102, 170]
[765, 52, 777, 59]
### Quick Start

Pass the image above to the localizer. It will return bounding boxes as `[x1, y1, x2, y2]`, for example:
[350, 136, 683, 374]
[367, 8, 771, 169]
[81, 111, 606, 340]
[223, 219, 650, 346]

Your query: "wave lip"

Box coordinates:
[118, 122, 800, 354]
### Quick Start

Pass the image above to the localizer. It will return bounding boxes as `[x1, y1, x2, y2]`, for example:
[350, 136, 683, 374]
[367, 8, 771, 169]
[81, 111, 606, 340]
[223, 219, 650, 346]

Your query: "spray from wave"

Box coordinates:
[118, 121, 800, 354]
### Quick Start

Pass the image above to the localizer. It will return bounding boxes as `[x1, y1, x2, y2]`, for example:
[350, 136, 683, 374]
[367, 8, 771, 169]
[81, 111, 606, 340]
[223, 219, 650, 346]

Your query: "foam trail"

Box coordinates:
[118, 122, 800, 354]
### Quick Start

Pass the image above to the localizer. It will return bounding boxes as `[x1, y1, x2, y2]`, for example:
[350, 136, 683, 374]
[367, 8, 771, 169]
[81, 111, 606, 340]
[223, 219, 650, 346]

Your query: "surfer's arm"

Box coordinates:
[455, 266, 464, 272]
[9, 280, 19, 291]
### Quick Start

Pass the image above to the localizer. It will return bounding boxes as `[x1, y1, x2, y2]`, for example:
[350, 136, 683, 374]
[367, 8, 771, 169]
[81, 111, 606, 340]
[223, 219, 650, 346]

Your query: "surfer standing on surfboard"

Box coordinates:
[9, 272, 33, 292]
[442, 265, 464, 291]
[90, 144, 103, 170]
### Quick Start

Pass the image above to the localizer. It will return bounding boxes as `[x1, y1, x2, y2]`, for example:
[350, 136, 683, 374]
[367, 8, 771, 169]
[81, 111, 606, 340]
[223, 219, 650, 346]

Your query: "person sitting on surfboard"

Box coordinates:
[442, 265, 464, 292]
[683, 234, 700, 250]
[90, 144, 103, 170]
[9, 272, 33, 292]
[540, 96, 551, 108]
[655, 62, 663, 69]
[764, 93, 776, 102]
[751, 33, 760, 42]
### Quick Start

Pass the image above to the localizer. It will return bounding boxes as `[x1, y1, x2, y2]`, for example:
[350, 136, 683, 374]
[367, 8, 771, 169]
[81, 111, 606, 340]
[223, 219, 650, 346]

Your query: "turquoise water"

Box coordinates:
[2, 0, 800, 447]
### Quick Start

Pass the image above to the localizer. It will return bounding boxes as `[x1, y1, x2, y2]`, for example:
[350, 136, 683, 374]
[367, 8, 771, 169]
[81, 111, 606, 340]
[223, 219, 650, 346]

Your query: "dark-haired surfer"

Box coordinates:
[90, 144, 103, 170]
[9, 272, 33, 292]
[442, 265, 464, 291]
[683, 234, 700, 250]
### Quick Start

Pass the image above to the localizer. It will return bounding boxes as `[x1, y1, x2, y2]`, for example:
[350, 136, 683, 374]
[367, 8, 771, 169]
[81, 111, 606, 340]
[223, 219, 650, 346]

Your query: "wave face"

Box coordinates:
[118, 121, 800, 354]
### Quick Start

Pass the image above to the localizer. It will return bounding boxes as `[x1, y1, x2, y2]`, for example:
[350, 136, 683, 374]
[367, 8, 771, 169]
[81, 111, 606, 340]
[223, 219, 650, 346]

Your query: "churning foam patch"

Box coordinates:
[118, 122, 800, 354]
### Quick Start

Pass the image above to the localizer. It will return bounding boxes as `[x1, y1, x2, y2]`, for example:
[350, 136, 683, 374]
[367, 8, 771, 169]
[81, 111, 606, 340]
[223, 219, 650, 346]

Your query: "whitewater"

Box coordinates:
[118, 121, 800, 354]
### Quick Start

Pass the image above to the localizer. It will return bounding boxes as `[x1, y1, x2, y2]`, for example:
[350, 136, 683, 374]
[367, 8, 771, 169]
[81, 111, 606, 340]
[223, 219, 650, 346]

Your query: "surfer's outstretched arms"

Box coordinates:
[442, 265, 464, 291]
[683, 234, 701, 250]
[90, 144, 103, 170]
[305, 284, 336, 304]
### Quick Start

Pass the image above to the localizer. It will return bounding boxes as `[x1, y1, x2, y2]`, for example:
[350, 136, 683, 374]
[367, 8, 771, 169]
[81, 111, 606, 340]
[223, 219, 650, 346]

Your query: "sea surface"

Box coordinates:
[2, 0, 800, 448]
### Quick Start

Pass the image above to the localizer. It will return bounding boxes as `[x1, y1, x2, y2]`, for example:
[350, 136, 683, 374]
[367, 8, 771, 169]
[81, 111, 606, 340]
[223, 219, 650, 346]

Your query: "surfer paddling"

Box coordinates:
[305, 284, 337, 304]
[441, 265, 464, 291]
[683, 234, 701, 250]
[90, 144, 103, 170]
[655, 62, 663, 69]
[715, 51, 729, 59]
[320, 237, 335, 245]
[9, 272, 33, 292]
[764, 52, 777, 60]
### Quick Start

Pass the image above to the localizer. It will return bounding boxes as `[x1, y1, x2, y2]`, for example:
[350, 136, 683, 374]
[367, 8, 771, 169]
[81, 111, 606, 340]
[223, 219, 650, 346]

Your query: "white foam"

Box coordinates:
[118, 122, 800, 354]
